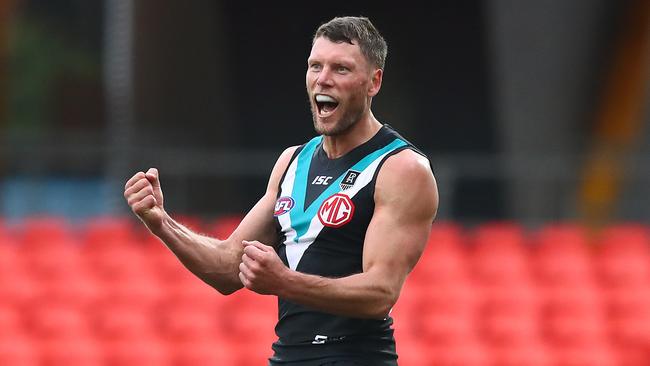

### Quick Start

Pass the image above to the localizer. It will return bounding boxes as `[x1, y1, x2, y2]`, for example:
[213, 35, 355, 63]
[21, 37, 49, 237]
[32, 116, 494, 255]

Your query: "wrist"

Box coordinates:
[277, 267, 298, 299]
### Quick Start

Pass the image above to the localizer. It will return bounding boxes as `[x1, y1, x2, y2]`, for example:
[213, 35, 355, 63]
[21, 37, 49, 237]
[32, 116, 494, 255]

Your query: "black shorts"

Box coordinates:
[269, 360, 366, 366]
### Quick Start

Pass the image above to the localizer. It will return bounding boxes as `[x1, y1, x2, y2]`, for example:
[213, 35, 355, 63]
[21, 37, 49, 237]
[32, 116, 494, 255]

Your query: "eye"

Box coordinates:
[336, 65, 349, 73]
[309, 63, 322, 71]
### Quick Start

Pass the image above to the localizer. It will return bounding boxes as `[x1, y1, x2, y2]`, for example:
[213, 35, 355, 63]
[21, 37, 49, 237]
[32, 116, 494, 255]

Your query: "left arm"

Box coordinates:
[239, 149, 438, 319]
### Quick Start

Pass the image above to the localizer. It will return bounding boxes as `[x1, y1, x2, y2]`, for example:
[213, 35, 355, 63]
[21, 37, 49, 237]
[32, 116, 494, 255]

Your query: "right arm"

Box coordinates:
[124, 146, 298, 295]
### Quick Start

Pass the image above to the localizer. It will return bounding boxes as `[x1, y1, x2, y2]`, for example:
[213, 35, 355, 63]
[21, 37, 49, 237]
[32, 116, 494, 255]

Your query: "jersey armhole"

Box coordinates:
[276, 145, 306, 198]
[367, 146, 432, 201]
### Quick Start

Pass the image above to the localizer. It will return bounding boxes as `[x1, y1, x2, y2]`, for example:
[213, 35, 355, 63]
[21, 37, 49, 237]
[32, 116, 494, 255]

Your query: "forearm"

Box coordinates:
[151, 213, 243, 294]
[279, 270, 398, 319]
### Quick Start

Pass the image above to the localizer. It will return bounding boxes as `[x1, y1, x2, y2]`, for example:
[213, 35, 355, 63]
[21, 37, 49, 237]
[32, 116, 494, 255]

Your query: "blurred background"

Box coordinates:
[0, 0, 649, 365]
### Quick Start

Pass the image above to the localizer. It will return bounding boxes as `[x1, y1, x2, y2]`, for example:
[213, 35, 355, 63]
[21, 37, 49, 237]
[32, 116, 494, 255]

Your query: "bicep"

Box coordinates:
[362, 151, 438, 288]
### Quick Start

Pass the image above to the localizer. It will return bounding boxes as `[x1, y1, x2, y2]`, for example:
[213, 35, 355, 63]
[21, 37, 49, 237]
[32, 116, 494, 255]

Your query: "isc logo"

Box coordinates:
[311, 176, 332, 185]
[318, 193, 355, 228]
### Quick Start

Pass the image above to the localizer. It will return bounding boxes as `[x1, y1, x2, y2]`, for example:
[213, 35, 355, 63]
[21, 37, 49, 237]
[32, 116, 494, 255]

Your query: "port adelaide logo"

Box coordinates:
[318, 193, 355, 228]
[274, 196, 295, 216]
[340, 170, 361, 190]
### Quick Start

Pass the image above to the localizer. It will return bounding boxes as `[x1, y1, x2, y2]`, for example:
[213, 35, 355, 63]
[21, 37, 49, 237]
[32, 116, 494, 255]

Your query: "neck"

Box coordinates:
[322, 111, 382, 159]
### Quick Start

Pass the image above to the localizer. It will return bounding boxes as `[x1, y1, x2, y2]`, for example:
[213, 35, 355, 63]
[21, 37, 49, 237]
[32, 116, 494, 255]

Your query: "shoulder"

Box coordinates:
[378, 149, 435, 193]
[374, 149, 438, 220]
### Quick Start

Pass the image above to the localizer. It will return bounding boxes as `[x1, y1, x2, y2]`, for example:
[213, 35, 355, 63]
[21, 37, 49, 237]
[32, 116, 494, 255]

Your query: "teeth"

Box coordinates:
[315, 94, 337, 103]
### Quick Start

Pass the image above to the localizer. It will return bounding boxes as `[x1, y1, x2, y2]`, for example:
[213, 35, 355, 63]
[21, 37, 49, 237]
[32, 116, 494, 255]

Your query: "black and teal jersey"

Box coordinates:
[269, 124, 429, 365]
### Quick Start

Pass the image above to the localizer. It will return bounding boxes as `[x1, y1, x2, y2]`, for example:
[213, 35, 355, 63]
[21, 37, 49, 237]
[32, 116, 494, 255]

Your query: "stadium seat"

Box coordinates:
[83, 243, 153, 280]
[0, 305, 24, 340]
[0, 243, 27, 295]
[490, 341, 553, 366]
[157, 299, 220, 342]
[394, 334, 429, 366]
[37, 337, 102, 366]
[0, 268, 37, 307]
[427, 340, 491, 366]
[469, 222, 532, 285]
[22, 239, 85, 280]
[540, 285, 607, 346]
[101, 338, 169, 366]
[218, 289, 277, 346]
[605, 287, 650, 347]
[552, 342, 620, 366]
[24, 302, 90, 340]
[81, 216, 137, 249]
[168, 339, 236, 366]
[409, 234, 468, 286]
[90, 303, 155, 341]
[477, 283, 541, 346]
[596, 225, 650, 288]
[0, 336, 37, 366]
[532, 223, 596, 287]
[19, 216, 74, 247]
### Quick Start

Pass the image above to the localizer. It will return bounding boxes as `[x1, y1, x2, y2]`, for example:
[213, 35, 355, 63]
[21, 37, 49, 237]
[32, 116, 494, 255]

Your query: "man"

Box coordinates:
[124, 16, 438, 366]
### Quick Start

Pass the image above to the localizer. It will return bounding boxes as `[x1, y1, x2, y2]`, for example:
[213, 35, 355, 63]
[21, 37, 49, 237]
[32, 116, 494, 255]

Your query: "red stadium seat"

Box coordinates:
[157, 299, 220, 342]
[540, 285, 607, 346]
[426, 221, 465, 247]
[0, 336, 38, 366]
[22, 239, 85, 280]
[37, 337, 102, 366]
[605, 287, 650, 347]
[0, 246, 20, 279]
[394, 334, 429, 366]
[24, 302, 90, 340]
[477, 283, 541, 346]
[0, 269, 37, 307]
[20, 216, 74, 247]
[83, 244, 153, 280]
[469, 222, 532, 285]
[168, 339, 236, 366]
[410, 233, 468, 286]
[90, 303, 155, 341]
[596, 225, 650, 288]
[552, 342, 620, 366]
[101, 338, 169, 366]
[0, 305, 24, 339]
[81, 216, 137, 249]
[490, 341, 553, 366]
[218, 289, 277, 346]
[532, 223, 596, 287]
[427, 340, 491, 366]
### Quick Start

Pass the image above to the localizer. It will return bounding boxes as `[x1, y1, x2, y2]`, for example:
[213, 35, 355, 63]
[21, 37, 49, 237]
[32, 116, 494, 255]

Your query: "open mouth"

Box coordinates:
[315, 94, 339, 117]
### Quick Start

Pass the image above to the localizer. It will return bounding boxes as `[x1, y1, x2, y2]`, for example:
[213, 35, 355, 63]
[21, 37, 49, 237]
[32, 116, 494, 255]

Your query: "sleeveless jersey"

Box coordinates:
[269, 125, 427, 365]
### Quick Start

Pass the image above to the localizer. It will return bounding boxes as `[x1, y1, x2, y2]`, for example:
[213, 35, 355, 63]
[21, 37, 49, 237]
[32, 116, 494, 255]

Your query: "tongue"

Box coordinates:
[322, 102, 337, 113]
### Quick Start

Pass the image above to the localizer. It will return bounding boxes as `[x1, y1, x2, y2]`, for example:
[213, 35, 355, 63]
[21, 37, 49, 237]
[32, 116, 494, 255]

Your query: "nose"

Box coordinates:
[316, 67, 334, 87]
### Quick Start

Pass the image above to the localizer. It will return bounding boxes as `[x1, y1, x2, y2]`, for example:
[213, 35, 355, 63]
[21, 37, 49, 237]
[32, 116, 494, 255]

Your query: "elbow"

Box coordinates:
[369, 288, 399, 319]
[215, 285, 240, 296]
[196, 271, 243, 296]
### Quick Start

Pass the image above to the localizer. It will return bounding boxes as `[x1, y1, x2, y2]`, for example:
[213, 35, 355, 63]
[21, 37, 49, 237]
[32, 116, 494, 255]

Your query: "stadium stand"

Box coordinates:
[1, 217, 650, 365]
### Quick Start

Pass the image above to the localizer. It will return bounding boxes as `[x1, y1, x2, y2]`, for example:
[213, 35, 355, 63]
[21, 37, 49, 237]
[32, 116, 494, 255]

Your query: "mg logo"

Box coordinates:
[318, 193, 355, 228]
[274, 196, 295, 216]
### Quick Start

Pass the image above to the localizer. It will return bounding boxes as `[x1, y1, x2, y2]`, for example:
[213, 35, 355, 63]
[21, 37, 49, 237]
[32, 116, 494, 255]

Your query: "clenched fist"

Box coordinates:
[124, 168, 165, 231]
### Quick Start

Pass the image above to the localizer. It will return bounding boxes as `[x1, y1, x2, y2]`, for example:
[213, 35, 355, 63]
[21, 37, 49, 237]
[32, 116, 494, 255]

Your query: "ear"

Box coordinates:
[368, 68, 383, 97]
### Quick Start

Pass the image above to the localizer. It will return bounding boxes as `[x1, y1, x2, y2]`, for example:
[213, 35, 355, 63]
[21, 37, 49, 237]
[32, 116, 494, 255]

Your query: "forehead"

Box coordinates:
[308, 36, 366, 65]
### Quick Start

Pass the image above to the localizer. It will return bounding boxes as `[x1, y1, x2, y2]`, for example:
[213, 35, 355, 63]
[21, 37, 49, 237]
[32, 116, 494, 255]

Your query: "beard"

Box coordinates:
[311, 95, 366, 136]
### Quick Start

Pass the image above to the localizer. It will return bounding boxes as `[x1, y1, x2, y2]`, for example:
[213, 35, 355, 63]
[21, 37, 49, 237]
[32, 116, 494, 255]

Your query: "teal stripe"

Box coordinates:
[291, 138, 407, 241]
[289, 136, 323, 238]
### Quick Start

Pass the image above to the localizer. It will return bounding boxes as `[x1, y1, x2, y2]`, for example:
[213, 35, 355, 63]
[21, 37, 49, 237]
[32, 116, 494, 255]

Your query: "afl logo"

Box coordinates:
[274, 196, 295, 216]
[318, 193, 355, 228]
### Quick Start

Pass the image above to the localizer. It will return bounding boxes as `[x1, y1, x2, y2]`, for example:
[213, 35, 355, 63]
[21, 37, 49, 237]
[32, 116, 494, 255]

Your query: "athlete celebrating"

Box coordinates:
[124, 16, 438, 366]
